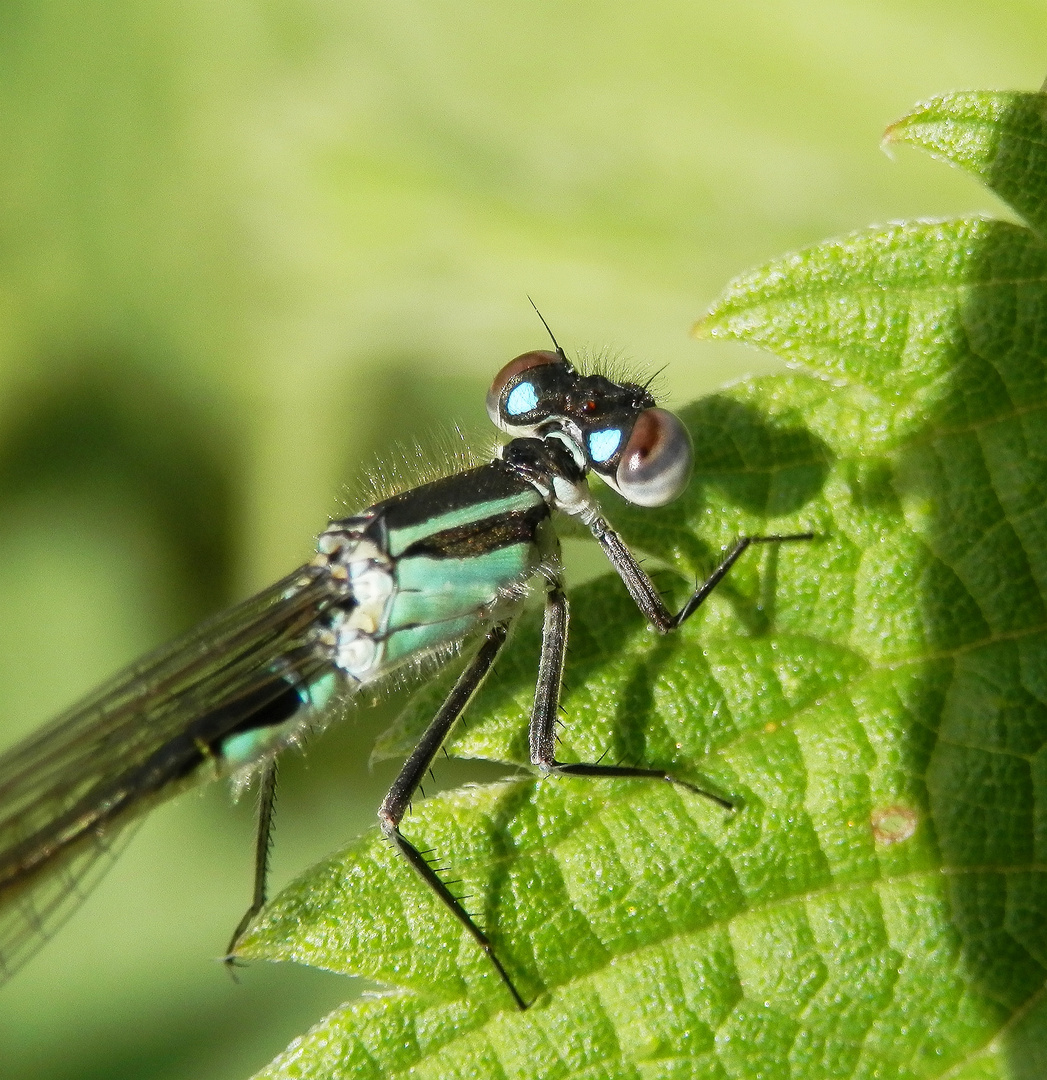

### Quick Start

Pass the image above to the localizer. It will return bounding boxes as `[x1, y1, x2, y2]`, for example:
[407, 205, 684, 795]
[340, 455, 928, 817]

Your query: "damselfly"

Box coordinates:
[0, 335, 810, 1008]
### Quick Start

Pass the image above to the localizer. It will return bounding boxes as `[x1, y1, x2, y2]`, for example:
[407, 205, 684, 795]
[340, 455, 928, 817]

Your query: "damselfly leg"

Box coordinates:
[374, 622, 526, 1009]
[233, 531, 811, 1010]
[224, 760, 278, 971]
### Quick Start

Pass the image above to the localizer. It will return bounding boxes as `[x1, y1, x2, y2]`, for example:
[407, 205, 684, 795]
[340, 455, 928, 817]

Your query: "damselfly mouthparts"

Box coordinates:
[0, 337, 811, 1008]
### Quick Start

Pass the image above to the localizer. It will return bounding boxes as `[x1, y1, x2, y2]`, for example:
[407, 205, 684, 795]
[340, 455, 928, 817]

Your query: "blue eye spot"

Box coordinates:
[588, 428, 622, 463]
[506, 382, 539, 417]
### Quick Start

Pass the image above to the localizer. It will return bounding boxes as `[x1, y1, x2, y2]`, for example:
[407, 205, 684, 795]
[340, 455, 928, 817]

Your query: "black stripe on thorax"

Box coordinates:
[401, 502, 549, 560]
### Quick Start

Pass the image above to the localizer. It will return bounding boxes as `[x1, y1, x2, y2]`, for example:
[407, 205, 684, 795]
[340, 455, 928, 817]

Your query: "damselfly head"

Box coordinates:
[487, 350, 693, 508]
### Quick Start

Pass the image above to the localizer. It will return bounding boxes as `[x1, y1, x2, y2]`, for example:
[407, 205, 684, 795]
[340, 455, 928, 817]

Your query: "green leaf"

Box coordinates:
[244, 92, 1047, 1078]
[884, 91, 1047, 237]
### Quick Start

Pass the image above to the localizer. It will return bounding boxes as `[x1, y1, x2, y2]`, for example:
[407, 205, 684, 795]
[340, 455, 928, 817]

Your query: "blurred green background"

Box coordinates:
[1, 2, 1044, 1078]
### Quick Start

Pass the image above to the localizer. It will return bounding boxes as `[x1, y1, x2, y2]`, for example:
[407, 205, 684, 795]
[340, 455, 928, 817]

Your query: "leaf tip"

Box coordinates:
[880, 99, 943, 156]
[879, 122, 902, 159]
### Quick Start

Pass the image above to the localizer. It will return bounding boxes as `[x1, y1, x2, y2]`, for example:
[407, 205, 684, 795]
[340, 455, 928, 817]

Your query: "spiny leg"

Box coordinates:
[224, 759, 278, 971]
[378, 621, 527, 1011]
[528, 576, 732, 805]
[533, 527, 815, 793]
[589, 522, 815, 632]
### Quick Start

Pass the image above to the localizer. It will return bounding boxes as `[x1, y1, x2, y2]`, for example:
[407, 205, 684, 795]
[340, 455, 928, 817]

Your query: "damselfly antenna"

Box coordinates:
[527, 296, 570, 367]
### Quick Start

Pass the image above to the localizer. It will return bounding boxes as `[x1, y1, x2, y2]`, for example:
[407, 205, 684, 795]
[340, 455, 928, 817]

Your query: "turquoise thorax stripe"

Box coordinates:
[388, 543, 537, 630]
[385, 488, 544, 557]
[382, 614, 479, 667]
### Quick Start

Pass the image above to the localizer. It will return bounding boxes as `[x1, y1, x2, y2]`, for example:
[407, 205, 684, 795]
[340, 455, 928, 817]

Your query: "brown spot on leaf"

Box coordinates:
[871, 805, 917, 845]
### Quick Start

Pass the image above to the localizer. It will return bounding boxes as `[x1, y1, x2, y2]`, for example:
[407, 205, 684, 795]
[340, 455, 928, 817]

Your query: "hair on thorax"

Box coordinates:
[337, 424, 492, 513]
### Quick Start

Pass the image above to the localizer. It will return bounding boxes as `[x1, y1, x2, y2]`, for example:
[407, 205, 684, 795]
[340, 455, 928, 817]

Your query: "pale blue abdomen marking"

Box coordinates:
[219, 671, 338, 770]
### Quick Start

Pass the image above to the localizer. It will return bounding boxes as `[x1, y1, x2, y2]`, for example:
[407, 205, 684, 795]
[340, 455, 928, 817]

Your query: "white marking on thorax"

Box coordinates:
[551, 473, 600, 526]
[313, 527, 396, 681]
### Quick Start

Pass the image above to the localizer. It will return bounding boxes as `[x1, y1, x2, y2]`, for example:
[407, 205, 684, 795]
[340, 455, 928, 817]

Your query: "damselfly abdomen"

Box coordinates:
[0, 339, 811, 1008]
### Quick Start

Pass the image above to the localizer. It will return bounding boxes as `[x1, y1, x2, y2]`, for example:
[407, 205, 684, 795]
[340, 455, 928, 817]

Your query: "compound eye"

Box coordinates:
[486, 350, 562, 427]
[615, 408, 693, 507]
